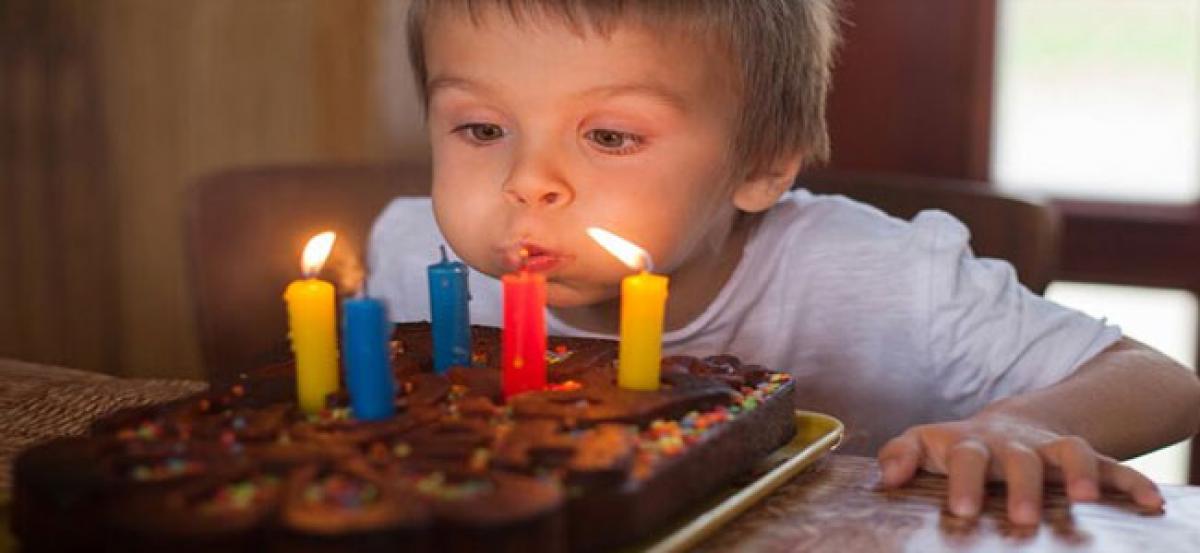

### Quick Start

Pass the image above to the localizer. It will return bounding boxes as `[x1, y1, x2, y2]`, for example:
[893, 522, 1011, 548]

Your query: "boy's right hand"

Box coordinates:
[877, 416, 1164, 525]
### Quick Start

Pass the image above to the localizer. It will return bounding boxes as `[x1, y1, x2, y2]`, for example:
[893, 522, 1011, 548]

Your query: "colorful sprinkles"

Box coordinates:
[633, 375, 792, 478]
[306, 407, 352, 424]
[546, 380, 582, 392]
[412, 472, 492, 501]
[304, 474, 380, 508]
[129, 457, 206, 482]
[545, 345, 574, 364]
[198, 476, 279, 514]
[117, 420, 165, 441]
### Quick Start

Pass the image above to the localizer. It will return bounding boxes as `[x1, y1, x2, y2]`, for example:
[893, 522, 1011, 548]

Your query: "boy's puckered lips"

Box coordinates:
[501, 241, 571, 274]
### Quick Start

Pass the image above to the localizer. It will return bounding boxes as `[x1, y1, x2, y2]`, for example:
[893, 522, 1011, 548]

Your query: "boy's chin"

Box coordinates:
[544, 281, 619, 309]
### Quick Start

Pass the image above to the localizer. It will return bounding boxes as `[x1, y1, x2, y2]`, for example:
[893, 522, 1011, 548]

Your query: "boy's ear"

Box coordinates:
[732, 152, 805, 213]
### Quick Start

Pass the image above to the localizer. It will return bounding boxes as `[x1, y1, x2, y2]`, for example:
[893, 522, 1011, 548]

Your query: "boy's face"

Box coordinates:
[423, 8, 750, 308]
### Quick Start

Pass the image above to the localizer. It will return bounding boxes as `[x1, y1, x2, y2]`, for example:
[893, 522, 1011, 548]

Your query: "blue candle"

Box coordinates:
[341, 295, 395, 420]
[428, 245, 471, 374]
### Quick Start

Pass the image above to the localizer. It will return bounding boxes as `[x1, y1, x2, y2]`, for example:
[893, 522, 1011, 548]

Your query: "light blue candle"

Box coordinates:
[341, 295, 395, 420]
[428, 245, 471, 374]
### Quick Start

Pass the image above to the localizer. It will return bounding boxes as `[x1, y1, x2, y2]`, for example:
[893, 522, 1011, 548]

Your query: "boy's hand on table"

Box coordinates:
[876, 417, 1164, 525]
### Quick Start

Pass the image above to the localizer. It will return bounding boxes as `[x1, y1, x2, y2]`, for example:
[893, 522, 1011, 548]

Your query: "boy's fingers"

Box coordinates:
[878, 433, 923, 488]
[1000, 445, 1043, 525]
[1041, 437, 1100, 502]
[1099, 460, 1164, 509]
[946, 439, 990, 518]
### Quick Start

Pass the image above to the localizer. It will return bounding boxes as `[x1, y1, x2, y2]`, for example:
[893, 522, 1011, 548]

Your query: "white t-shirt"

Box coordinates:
[366, 190, 1121, 454]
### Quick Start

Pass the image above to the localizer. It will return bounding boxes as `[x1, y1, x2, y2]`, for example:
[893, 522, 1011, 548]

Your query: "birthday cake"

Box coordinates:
[12, 323, 796, 552]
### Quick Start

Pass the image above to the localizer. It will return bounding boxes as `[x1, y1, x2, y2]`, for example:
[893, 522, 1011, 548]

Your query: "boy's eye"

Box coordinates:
[584, 129, 643, 154]
[453, 123, 506, 143]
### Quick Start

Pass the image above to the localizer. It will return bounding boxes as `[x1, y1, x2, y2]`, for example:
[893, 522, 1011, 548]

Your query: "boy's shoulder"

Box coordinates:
[369, 196, 442, 249]
[763, 188, 973, 257]
[373, 195, 435, 230]
[368, 196, 442, 268]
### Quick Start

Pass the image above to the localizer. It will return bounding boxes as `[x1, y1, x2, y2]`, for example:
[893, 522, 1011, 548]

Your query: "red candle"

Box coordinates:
[502, 268, 547, 398]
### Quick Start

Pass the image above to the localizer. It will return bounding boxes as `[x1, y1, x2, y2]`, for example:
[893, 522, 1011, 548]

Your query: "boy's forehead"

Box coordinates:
[422, 6, 736, 110]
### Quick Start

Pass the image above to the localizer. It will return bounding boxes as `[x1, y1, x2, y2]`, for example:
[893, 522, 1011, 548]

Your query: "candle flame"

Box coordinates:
[300, 231, 337, 278]
[586, 227, 652, 272]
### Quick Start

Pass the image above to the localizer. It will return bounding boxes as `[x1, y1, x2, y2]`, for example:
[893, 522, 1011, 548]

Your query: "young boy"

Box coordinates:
[368, 0, 1200, 525]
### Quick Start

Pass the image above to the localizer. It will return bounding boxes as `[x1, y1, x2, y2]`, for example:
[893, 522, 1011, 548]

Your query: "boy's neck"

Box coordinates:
[550, 212, 759, 336]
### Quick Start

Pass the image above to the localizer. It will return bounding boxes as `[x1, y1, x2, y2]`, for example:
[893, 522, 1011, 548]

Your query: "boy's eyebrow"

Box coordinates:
[585, 83, 690, 112]
[427, 75, 490, 96]
[427, 75, 688, 112]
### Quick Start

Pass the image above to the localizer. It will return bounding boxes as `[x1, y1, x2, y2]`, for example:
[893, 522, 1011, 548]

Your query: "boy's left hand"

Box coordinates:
[877, 416, 1164, 524]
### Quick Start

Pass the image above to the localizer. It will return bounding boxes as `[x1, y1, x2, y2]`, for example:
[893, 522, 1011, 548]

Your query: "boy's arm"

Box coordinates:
[878, 337, 1200, 524]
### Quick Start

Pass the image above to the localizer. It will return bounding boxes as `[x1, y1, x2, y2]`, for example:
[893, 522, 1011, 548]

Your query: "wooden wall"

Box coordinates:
[825, 0, 997, 179]
[1, 0, 425, 379]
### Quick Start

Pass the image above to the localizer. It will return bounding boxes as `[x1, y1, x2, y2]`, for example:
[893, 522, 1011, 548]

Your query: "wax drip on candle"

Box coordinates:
[436, 244, 472, 302]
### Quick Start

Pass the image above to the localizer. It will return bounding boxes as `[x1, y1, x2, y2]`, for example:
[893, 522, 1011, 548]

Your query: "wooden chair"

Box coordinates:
[185, 162, 430, 384]
[798, 170, 1061, 294]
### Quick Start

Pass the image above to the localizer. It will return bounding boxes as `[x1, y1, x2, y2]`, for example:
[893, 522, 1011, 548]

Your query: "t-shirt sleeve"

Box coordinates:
[917, 210, 1122, 419]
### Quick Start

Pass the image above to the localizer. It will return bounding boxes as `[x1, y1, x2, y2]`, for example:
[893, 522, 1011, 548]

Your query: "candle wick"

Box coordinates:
[518, 248, 530, 272]
[439, 244, 448, 263]
[641, 251, 655, 274]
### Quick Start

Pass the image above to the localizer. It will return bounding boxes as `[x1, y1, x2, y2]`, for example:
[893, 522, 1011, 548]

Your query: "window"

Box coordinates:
[994, 0, 1200, 484]
[993, 0, 1200, 203]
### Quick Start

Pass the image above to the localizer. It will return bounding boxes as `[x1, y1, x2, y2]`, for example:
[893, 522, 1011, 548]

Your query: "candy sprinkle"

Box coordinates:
[128, 457, 205, 482]
[546, 380, 582, 392]
[199, 476, 279, 514]
[545, 348, 574, 364]
[305, 474, 380, 509]
[413, 472, 492, 501]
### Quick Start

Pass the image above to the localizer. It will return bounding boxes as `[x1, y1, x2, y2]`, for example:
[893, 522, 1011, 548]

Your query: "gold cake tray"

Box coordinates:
[626, 410, 845, 553]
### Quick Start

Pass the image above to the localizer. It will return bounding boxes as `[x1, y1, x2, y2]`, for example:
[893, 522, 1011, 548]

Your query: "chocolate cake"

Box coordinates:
[13, 323, 795, 552]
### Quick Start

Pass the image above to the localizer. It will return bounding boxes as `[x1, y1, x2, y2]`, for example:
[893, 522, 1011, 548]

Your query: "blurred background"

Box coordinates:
[2, 1, 1198, 482]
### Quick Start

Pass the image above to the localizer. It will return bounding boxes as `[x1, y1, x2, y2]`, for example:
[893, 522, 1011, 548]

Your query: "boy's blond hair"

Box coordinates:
[407, 0, 841, 174]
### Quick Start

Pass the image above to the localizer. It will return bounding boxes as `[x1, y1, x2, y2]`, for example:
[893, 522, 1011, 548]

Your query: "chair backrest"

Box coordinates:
[185, 162, 430, 384]
[798, 170, 1060, 294]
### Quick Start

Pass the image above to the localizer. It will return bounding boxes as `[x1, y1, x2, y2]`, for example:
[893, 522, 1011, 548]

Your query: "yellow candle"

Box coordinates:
[619, 270, 668, 391]
[587, 227, 670, 391]
[284, 232, 340, 413]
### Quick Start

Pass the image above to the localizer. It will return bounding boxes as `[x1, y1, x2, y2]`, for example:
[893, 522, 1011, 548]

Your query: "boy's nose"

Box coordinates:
[502, 170, 573, 209]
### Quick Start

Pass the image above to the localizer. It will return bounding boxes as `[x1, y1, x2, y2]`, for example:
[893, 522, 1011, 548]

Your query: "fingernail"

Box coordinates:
[1140, 490, 1165, 509]
[880, 460, 902, 486]
[1070, 479, 1099, 501]
[1014, 501, 1039, 524]
[951, 497, 976, 518]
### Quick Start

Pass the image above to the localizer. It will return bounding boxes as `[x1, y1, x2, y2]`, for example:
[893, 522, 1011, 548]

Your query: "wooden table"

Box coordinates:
[3, 358, 1200, 552]
[697, 455, 1200, 552]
